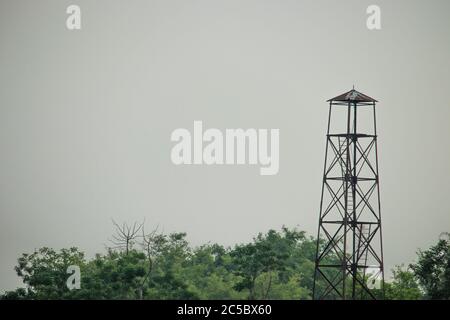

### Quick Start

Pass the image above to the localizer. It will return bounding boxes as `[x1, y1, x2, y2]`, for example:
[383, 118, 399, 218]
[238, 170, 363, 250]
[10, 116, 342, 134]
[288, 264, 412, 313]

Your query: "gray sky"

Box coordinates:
[0, 0, 449, 291]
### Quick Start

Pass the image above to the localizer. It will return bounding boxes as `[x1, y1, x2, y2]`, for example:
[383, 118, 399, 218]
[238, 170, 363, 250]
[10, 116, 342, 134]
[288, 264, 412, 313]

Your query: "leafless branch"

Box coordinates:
[108, 219, 144, 255]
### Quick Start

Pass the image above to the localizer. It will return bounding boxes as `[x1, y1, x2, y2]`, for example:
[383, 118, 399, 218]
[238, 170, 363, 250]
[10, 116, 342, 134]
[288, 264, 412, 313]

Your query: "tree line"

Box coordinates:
[1, 222, 449, 300]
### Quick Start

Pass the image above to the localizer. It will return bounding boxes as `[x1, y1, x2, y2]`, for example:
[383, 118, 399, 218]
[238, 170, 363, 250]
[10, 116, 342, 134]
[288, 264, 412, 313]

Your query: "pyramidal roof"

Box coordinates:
[327, 89, 378, 103]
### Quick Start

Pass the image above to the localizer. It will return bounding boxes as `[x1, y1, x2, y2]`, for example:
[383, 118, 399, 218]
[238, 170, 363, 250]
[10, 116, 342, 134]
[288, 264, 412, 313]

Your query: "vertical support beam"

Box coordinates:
[312, 102, 333, 299]
[373, 101, 385, 299]
[352, 102, 357, 299]
[343, 101, 351, 299]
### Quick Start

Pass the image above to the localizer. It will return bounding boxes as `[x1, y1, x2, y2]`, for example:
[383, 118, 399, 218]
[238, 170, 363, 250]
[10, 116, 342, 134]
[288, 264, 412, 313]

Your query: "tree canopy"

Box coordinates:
[1, 225, 448, 300]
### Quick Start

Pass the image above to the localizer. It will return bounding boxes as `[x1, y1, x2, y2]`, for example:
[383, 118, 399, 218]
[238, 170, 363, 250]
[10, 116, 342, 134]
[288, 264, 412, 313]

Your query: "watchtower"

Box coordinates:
[312, 88, 385, 300]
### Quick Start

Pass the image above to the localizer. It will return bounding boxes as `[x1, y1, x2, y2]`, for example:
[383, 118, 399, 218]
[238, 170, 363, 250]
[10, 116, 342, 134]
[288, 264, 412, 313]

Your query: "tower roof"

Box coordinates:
[327, 89, 378, 103]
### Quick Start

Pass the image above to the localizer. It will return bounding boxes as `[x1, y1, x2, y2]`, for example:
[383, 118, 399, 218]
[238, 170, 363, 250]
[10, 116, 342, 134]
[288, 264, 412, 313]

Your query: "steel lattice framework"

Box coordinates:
[313, 89, 385, 300]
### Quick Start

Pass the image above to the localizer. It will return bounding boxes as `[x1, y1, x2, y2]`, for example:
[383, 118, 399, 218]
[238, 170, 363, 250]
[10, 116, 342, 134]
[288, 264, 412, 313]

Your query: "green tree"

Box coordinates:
[145, 232, 199, 299]
[0, 225, 356, 300]
[77, 249, 147, 299]
[4, 247, 85, 299]
[180, 244, 245, 299]
[410, 239, 450, 299]
[384, 265, 422, 300]
[230, 227, 311, 299]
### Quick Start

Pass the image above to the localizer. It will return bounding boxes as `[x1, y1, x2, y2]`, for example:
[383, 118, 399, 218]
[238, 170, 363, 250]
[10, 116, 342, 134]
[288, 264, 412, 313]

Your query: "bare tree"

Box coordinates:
[109, 219, 143, 255]
[134, 224, 163, 299]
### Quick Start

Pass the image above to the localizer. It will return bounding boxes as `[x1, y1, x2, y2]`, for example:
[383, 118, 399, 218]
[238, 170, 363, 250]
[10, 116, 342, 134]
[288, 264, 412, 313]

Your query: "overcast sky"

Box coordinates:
[0, 0, 449, 291]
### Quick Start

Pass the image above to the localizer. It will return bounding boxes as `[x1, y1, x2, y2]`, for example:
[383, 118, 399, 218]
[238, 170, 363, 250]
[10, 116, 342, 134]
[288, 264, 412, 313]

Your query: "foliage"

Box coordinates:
[230, 228, 311, 299]
[409, 239, 450, 299]
[384, 265, 422, 300]
[1, 227, 447, 300]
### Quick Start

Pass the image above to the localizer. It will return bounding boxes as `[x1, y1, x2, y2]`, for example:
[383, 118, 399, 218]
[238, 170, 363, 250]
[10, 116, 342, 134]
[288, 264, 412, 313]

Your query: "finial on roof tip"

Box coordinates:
[352, 84, 355, 90]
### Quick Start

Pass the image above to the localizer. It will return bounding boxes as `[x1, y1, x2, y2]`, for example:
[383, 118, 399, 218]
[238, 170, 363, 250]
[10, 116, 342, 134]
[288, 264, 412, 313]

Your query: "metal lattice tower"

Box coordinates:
[312, 88, 385, 300]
